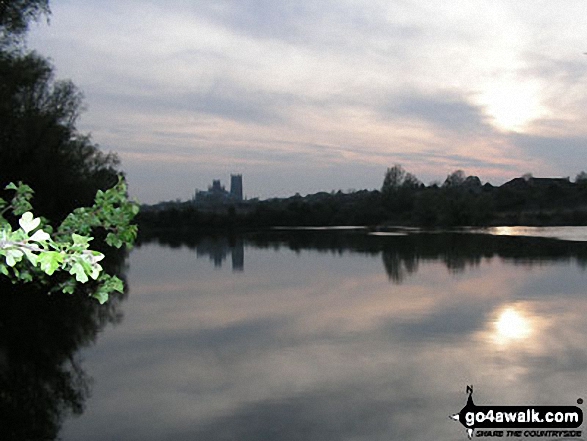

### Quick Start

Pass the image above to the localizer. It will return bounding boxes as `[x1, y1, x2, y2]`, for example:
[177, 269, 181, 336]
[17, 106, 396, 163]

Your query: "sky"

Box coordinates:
[27, 0, 587, 204]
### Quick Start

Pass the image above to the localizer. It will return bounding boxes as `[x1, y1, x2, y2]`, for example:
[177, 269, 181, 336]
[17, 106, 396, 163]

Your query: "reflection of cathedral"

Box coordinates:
[231, 241, 244, 271]
[193, 174, 243, 203]
[196, 237, 244, 271]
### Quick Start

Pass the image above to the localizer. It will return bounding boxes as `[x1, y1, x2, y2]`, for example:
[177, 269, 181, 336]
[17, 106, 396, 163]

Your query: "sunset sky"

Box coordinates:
[28, 1, 587, 203]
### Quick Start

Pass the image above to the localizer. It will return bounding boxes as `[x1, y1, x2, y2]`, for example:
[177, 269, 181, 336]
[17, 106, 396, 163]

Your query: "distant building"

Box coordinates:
[500, 176, 572, 190]
[194, 174, 243, 203]
[230, 174, 243, 201]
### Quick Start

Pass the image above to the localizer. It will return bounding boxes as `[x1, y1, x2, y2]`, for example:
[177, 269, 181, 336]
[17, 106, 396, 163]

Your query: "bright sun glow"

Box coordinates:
[479, 79, 547, 132]
[494, 307, 532, 342]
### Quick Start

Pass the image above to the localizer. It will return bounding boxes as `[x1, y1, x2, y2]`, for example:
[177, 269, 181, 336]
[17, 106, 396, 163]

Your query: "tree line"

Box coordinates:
[1, 3, 135, 438]
[0, 0, 122, 223]
[139, 165, 587, 231]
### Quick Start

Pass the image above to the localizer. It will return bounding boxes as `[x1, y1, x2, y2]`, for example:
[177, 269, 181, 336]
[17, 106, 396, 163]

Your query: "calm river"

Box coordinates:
[11, 228, 587, 440]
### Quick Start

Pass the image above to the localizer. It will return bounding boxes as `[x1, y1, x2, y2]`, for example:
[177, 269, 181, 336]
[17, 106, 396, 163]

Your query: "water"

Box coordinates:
[469, 226, 587, 242]
[9, 229, 587, 440]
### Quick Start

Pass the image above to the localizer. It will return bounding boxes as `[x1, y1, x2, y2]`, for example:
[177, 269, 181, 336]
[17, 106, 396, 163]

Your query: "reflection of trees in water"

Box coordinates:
[0, 256, 128, 441]
[380, 235, 485, 281]
[142, 229, 587, 284]
[247, 231, 587, 283]
[382, 248, 419, 283]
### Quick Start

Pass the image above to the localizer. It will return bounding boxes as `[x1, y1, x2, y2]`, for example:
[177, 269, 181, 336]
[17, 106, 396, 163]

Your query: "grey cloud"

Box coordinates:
[380, 91, 492, 134]
[192, 0, 422, 49]
[510, 133, 587, 175]
[411, 150, 517, 173]
[90, 82, 292, 125]
[523, 54, 587, 87]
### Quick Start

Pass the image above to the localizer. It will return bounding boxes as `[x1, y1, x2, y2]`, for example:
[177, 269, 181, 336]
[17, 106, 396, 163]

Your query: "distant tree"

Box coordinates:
[575, 171, 587, 183]
[381, 165, 421, 217]
[443, 170, 466, 187]
[382, 164, 406, 193]
[402, 172, 421, 189]
[464, 176, 481, 186]
[522, 172, 533, 181]
[462, 175, 482, 192]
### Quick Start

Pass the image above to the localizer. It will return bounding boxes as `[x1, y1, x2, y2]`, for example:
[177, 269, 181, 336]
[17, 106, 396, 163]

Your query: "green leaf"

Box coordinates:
[23, 249, 39, 266]
[29, 229, 51, 242]
[105, 233, 123, 248]
[71, 233, 92, 246]
[19, 212, 40, 233]
[0, 178, 137, 303]
[92, 289, 109, 304]
[62, 281, 76, 295]
[20, 271, 33, 282]
[90, 251, 105, 262]
[69, 262, 89, 283]
[38, 251, 64, 276]
[5, 249, 23, 267]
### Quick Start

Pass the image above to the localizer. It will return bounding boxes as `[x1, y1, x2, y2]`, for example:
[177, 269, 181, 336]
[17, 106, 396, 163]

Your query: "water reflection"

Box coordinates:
[0, 256, 128, 441]
[195, 236, 244, 271]
[142, 230, 587, 283]
[492, 304, 533, 344]
[478, 225, 587, 242]
[61, 230, 587, 440]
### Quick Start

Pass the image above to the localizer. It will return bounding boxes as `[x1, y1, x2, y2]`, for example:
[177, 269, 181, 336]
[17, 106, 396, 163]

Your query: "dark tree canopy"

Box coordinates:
[382, 164, 421, 193]
[0, 0, 49, 43]
[382, 164, 406, 192]
[0, 0, 122, 222]
[443, 169, 466, 187]
[0, 51, 120, 221]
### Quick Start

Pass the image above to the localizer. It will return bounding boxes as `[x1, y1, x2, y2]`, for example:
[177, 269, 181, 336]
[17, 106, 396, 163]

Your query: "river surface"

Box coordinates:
[45, 229, 587, 439]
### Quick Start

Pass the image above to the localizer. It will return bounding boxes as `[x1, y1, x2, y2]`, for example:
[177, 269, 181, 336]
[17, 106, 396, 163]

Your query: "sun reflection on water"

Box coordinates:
[492, 305, 533, 345]
[491, 226, 517, 236]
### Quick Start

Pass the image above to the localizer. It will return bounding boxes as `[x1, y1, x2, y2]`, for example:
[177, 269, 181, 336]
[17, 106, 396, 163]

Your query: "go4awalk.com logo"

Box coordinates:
[450, 386, 583, 439]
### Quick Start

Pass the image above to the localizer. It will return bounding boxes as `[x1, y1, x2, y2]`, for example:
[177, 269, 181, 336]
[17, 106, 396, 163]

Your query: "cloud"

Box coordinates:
[192, 0, 422, 48]
[92, 82, 291, 125]
[380, 90, 492, 134]
[510, 133, 587, 175]
[26, 1, 587, 202]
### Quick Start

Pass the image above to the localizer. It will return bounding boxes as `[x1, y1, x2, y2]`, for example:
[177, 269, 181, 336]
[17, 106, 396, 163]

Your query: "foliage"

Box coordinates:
[382, 164, 406, 193]
[575, 171, 587, 184]
[443, 169, 466, 187]
[0, 0, 49, 45]
[402, 172, 421, 189]
[0, 0, 121, 222]
[0, 50, 121, 221]
[0, 178, 138, 303]
[0, 1, 136, 306]
[138, 166, 587, 230]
